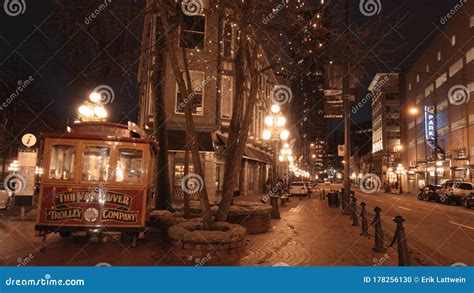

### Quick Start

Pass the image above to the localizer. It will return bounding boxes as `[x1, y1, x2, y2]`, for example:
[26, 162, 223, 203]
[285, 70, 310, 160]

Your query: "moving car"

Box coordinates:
[437, 180, 473, 205]
[289, 182, 309, 197]
[0, 185, 12, 210]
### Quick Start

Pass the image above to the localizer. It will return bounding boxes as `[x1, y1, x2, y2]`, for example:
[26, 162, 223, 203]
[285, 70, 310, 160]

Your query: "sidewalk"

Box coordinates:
[0, 195, 413, 266]
[237, 196, 404, 266]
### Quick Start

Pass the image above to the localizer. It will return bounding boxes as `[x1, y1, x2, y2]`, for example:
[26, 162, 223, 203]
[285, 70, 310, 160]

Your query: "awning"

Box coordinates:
[167, 130, 214, 152]
[215, 132, 272, 163]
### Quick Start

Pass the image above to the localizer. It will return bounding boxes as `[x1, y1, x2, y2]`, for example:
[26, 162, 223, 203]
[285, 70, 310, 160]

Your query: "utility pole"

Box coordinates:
[342, 0, 351, 215]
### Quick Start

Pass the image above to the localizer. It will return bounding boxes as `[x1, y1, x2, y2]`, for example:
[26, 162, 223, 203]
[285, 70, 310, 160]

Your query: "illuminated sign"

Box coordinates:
[424, 105, 436, 141]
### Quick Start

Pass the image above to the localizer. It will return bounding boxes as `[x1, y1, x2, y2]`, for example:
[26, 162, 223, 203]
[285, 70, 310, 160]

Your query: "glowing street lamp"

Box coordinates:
[262, 105, 290, 187]
[78, 92, 109, 122]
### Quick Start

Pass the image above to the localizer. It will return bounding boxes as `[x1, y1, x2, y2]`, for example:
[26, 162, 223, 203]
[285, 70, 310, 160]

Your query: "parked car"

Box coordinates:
[0, 185, 12, 210]
[417, 184, 440, 202]
[289, 182, 309, 197]
[465, 193, 474, 209]
[437, 180, 473, 205]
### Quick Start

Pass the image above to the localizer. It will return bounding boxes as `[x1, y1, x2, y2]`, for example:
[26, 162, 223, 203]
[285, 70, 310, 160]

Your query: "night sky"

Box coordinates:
[0, 0, 464, 125]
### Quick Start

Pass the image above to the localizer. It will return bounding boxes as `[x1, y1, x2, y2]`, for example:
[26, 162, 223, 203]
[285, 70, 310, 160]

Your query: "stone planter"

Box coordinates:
[148, 210, 187, 235]
[227, 201, 272, 234]
[168, 221, 246, 265]
[175, 201, 219, 218]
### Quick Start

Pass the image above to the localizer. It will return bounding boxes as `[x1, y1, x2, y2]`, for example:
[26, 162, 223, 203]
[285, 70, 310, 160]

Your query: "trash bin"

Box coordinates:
[327, 192, 339, 208]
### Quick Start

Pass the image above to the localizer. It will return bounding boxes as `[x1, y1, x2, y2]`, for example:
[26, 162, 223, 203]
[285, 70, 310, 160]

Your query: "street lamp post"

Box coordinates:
[263, 105, 289, 191]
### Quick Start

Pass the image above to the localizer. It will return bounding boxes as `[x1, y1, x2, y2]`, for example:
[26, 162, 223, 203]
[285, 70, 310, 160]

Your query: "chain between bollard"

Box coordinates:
[388, 215, 411, 266]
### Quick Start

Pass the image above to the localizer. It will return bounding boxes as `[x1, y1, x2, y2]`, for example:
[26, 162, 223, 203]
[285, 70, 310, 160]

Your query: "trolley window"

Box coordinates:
[48, 145, 76, 180]
[82, 146, 111, 182]
[116, 148, 143, 184]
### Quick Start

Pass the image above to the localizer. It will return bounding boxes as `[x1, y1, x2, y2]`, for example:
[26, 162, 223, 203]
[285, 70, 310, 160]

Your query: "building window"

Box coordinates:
[449, 58, 463, 77]
[435, 73, 447, 88]
[470, 16, 474, 28]
[180, 14, 205, 49]
[222, 22, 235, 58]
[467, 47, 474, 63]
[416, 74, 420, 82]
[437, 51, 441, 61]
[221, 75, 233, 119]
[426, 64, 430, 73]
[176, 71, 205, 115]
[408, 83, 412, 91]
[451, 35, 456, 46]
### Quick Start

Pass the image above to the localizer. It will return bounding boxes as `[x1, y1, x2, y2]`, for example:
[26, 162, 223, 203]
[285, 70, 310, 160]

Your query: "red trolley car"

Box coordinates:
[35, 121, 156, 246]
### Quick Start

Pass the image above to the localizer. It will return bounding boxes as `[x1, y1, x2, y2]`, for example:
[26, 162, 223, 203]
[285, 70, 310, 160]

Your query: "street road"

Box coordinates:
[325, 184, 474, 266]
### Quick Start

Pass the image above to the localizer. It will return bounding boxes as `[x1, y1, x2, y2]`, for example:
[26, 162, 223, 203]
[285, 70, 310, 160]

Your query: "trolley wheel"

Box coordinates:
[120, 232, 139, 248]
[39, 233, 48, 252]
[59, 232, 71, 238]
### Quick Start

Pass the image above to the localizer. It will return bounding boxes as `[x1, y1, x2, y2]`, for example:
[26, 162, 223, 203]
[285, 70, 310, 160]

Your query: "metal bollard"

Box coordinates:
[351, 195, 360, 226]
[270, 196, 281, 219]
[360, 202, 369, 237]
[389, 215, 411, 266]
[371, 207, 386, 252]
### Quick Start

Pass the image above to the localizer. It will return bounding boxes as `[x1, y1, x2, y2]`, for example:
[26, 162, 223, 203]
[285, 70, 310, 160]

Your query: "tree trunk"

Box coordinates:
[216, 41, 260, 222]
[152, 14, 173, 210]
[158, 3, 213, 230]
[183, 142, 191, 219]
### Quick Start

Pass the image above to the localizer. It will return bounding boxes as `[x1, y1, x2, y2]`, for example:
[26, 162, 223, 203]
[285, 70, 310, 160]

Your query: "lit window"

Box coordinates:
[466, 47, 474, 63]
[416, 74, 420, 82]
[437, 51, 441, 61]
[426, 64, 430, 73]
[222, 22, 236, 58]
[435, 73, 447, 88]
[180, 14, 205, 49]
[449, 58, 463, 77]
[221, 75, 233, 119]
[451, 35, 456, 46]
[82, 146, 110, 182]
[175, 71, 205, 115]
[470, 16, 474, 28]
[48, 145, 76, 180]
